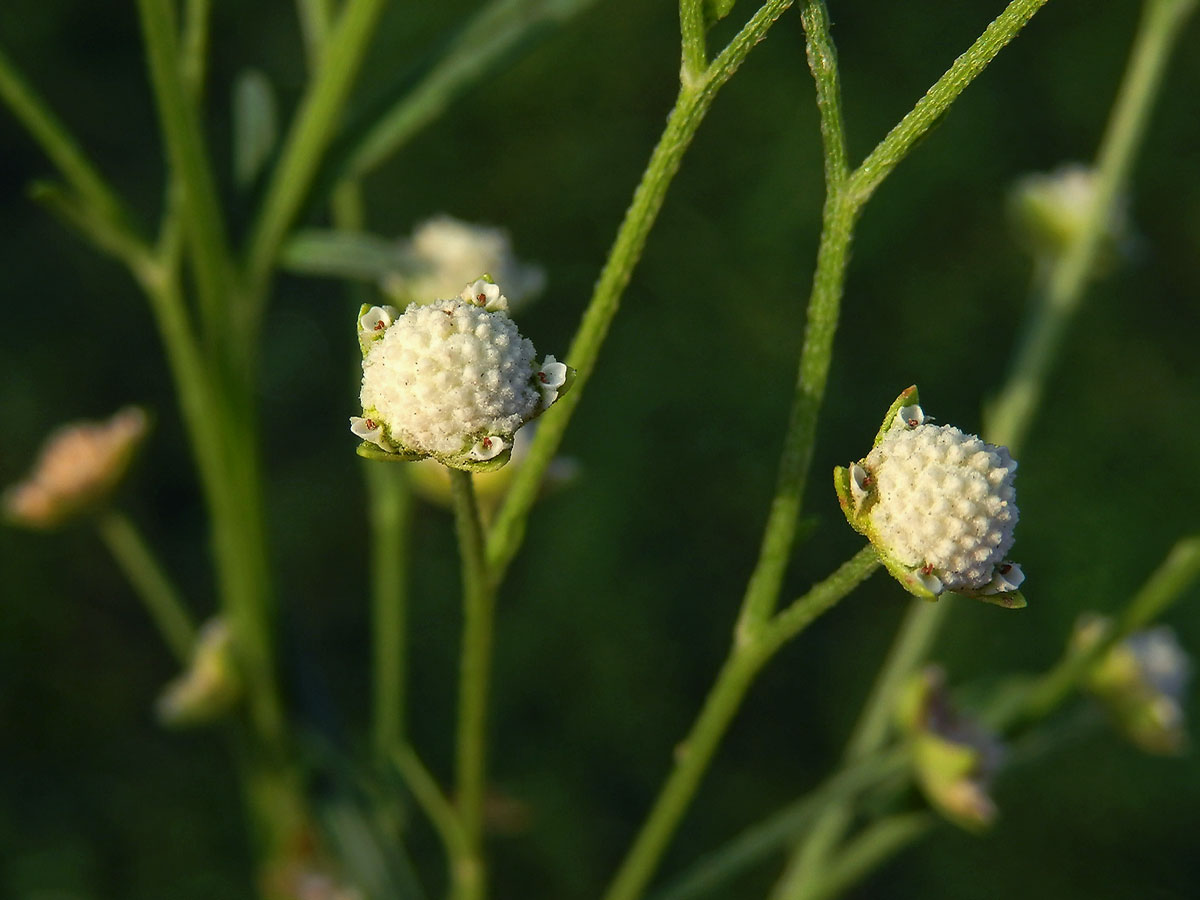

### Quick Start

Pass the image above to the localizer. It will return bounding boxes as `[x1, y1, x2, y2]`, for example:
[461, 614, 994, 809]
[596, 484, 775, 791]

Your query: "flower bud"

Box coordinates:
[1074, 615, 1191, 755]
[156, 619, 242, 728]
[381, 215, 545, 312]
[4, 407, 148, 530]
[1009, 163, 1129, 265]
[835, 387, 1024, 607]
[352, 278, 573, 471]
[896, 665, 1005, 831]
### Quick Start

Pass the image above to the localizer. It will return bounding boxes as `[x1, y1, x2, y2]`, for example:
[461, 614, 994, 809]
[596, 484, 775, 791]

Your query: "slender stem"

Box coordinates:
[600, 547, 877, 900]
[95, 510, 197, 664]
[450, 469, 493, 900]
[244, 0, 388, 301]
[679, 0, 708, 84]
[1013, 534, 1200, 726]
[296, 0, 337, 68]
[136, 0, 235, 345]
[847, 0, 1049, 207]
[650, 748, 908, 900]
[736, 0, 855, 638]
[340, 0, 598, 180]
[392, 745, 470, 867]
[801, 813, 934, 900]
[181, 0, 212, 99]
[487, 0, 796, 583]
[0, 46, 147, 253]
[985, 0, 1197, 451]
[369, 463, 414, 762]
[771, 596, 948, 898]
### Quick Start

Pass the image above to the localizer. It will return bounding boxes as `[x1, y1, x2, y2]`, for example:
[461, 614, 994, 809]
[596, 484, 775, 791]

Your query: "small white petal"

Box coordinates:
[915, 569, 944, 595]
[350, 416, 394, 451]
[979, 562, 1024, 595]
[896, 405, 925, 428]
[461, 278, 508, 313]
[849, 462, 871, 512]
[469, 435, 507, 461]
[359, 305, 400, 343]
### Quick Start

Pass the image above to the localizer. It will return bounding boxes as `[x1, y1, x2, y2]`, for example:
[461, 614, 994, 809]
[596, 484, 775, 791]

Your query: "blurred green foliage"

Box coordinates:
[1, 1, 1198, 898]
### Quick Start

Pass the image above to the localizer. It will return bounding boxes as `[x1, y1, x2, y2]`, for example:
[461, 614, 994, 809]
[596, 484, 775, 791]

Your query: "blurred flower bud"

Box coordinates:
[407, 424, 579, 519]
[1074, 615, 1191, 755]
[381, 215, 545, 312]
[1009, 163, 1129, 265]
[896, 665, 1005, 831]
[4, 407, 148, 531]
[352, 278, 574, 472]
[157, 619, 242, 728]
[834, 387, 1024, 607]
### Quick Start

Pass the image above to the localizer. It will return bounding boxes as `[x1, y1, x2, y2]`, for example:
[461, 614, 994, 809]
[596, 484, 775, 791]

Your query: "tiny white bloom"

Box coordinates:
[460, 278, 508, 312]
[469, 435, 508, 461]
[358, 305, 400, 353]
[849, 462, 871, 512]
[350, 416, 394, 452]
[896, 404, 925, 428]
[535, 355, 569, 407]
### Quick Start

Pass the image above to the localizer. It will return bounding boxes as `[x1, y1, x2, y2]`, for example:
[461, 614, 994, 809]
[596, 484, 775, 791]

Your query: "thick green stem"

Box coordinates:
[96, 510, 197, 664]
[368, 464, 414, 762]
[601, 548, 877, 900]
[450, 469, 494, 900]
[487, 0, 796, 582]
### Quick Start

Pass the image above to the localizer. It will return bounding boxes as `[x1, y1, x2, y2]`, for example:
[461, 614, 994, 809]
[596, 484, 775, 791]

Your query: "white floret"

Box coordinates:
[864, 423, 1018, 592]
[359, 298, 539, 457]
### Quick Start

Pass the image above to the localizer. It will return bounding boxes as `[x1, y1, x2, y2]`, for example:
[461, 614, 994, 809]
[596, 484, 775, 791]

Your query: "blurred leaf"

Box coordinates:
[280, 228, 420, 281]
[232, 68, 278, 189]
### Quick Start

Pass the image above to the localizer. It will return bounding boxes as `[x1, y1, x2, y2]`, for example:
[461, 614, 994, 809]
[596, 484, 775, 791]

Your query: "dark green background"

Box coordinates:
[2, 1, 1198, 898]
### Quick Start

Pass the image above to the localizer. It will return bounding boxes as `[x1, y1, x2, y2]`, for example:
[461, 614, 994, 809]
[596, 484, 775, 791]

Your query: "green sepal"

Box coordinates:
[876, 550, 941, 602]
[356, 442, 423, 463]
[949, 588, 1027, 610]
[873, 384, 920, 447]
[833, 465, 867, 534]
[705, 0, 737, 24]
[435, 447, 515, 473]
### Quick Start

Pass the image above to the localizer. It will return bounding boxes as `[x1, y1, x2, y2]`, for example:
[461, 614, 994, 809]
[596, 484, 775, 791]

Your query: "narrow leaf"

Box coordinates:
[232, 68, 278, 188]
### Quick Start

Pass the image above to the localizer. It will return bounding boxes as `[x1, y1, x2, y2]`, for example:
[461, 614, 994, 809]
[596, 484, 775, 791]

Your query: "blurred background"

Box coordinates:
[1, 1, 1198, 897]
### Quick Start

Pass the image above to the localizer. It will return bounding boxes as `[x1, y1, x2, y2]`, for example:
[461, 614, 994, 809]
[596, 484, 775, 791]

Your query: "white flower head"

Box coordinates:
[351, 289, 574, 471]
[1010, 163, 1131, 264]
[382, 215, 546, 311]
[835, 387, 1024, 608]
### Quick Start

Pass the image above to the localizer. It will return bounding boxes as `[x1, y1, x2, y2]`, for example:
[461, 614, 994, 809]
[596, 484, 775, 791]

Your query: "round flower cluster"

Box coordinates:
[863, 423, 1017, 592]
[835, 387, 1024, 605]
[352, 279, 569, 471]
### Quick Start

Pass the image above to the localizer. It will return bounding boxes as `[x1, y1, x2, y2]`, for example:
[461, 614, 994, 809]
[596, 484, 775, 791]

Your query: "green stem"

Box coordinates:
[450, 469, 493, 900]
[487, 0, 796, 583]
[136, 0, 235, 346]
[847, 0, 1049, 206]
[296, 0, 337, 68]
[0, 46, 148, 259]
[679, 0, 708, 83]
[650, 748, 908, 900]
[244, 0, 388, 301]
[369, 463, 414, 762]
[802, 813, 934, 900]
[985, 0, 1196, 451]
[182, 0, 212, 99]
[771, 596, 948, 898]
[600, 547, 877, 900]
[1014, 534, 1200, 725]
[736, 0, 854, 638]
[95, 509, 197, 664]
[392, 744, 470, 875]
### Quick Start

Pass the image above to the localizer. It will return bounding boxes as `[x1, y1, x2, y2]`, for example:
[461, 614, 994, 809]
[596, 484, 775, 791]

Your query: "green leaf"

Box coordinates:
[873, 384, 920, 447]
[282, 228, 422, 281]
[232, 68, 278, 188]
